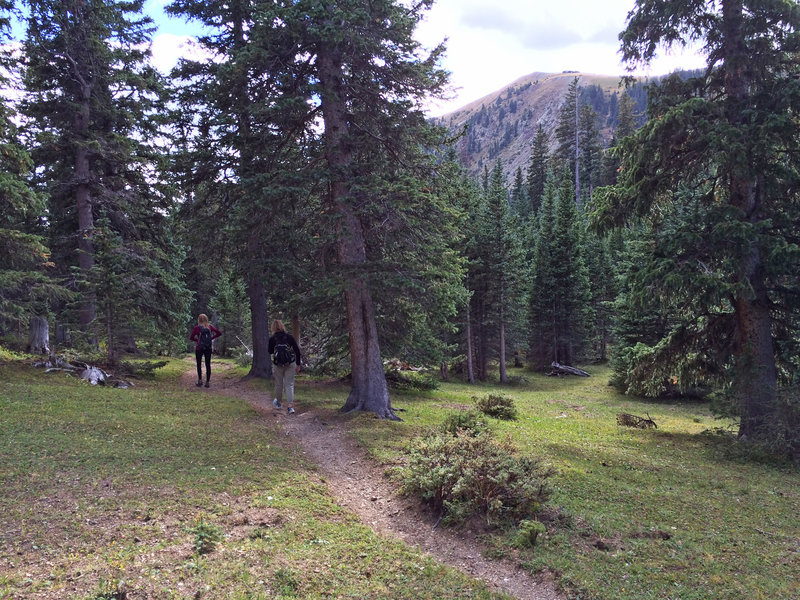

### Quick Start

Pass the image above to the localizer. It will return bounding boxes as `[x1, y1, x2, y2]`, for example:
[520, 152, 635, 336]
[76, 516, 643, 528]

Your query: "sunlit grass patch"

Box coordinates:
[342, 364, 800, 600]
[0, 359, 516, 600]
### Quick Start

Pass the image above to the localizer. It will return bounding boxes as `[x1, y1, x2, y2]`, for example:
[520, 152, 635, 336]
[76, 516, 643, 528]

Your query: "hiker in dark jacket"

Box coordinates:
[189, 313, 222, 388]
[268, 319, 302, 414]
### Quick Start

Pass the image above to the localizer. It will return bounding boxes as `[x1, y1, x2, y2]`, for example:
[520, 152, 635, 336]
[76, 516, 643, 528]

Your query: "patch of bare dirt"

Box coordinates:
[209, 368, 565, 600]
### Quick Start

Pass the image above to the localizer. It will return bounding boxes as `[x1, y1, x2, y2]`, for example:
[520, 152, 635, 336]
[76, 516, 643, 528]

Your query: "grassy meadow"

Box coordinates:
[0, 356, 510, 600]
[1, 354, 798, 600]
[300, 367, 800, 600]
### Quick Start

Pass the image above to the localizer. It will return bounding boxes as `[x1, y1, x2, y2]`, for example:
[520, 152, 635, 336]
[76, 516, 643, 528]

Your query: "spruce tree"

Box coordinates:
[528, 169, 591, 369]
[600, 0, 800, 445]
[526, 125, 549, 217]
[167, 0, 315, 379]
[22, 0, 188, 353]
[578, 103, 601, 202]
[477, 161, 526, 382]
[297, 0, 452, 418]
[555, 77, 581, 205]
[0, 2, 68, 338]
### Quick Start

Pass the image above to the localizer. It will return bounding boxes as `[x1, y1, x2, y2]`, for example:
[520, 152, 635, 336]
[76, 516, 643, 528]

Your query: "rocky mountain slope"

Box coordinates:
[434, 71, 644, 180]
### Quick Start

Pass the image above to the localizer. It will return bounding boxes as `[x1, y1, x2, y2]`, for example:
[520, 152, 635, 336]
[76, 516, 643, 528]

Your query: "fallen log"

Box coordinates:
[616, 412, 658, 429]
[550, 362, 590, 377]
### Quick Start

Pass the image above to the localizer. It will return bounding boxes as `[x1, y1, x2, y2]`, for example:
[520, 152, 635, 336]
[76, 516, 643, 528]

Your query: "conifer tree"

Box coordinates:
[527, 174, 558, 369]
[296, 0, 452, 418]
[476, 161, 526, 382]
[167, 0, 315, 378]
[22, 0, 188, 352]
[510, 166, 526, 218]
[599, 92, 638, 187]
[526, 125, 549, 217]
[555, 77, 581, 205]
[528, 169, 591, 369]
[0, 2, 68, 337]
[578, 103, 602, 202]
[599, 0, 800, 445]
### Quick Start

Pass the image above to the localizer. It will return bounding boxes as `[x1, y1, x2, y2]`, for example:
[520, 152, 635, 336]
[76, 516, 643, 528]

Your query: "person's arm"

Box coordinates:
[267, 336, 275, 355]
[189, 326, 199, 342]
[210, 325, 222, 340]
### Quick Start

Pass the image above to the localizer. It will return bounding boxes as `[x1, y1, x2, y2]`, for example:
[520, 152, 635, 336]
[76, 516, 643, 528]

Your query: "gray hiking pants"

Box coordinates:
[273, 363, 296, 406]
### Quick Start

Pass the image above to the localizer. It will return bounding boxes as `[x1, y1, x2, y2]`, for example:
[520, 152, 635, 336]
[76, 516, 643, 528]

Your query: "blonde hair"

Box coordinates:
[198, 314, 209, 326]
[270, 319, 286, 335]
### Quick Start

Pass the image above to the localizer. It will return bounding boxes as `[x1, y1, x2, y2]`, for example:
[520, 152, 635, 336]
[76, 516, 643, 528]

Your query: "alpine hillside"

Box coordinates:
[435, 71, 648, 179]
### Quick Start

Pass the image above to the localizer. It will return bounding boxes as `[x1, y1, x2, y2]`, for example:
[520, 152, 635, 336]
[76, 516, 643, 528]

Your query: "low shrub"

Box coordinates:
[401, 431, 552, 526]
[440, 410, 490, 437]
[119, 360, 168, 378]
[186, 517, 224, 555]
[516, 519, 547, 548]
[385, 368, 440, 391]
[475, 393, 518, 420]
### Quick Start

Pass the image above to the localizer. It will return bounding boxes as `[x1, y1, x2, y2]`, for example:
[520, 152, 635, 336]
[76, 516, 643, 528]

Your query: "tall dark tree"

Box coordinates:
[599, 92, 638, 187]
[299, 0, 450, 418]
[528, 169, 591, 369]
[22, 0, 188, 353]
[476, 161, 526, 382]
[598, 0, 800, 443]
[0, 1, 68, 339]
[510, 166, 526, 218]
[555, 77, 581, 205]
[167, 0, 316, 377]
[526, 125, 549, 217]
[578, 103, 602, 202]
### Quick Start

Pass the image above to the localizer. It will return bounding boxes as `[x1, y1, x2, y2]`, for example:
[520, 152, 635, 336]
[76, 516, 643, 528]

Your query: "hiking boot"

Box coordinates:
[287, 406, 295, 414]
[204, 381, 210, 388]
[273, 398, 281, 408]
[196, 380, 203, 387]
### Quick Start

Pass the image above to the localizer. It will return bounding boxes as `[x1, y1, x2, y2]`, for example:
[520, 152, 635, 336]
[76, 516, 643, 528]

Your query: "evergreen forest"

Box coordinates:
[2, 0, 799, 459]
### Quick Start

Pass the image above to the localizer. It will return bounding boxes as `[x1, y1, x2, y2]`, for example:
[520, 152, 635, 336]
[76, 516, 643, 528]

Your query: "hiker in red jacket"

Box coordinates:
[189, 314, 222, 388]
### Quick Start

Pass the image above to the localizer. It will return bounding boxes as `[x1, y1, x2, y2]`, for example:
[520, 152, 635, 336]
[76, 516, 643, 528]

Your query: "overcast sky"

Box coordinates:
[144, 0, 707, 116]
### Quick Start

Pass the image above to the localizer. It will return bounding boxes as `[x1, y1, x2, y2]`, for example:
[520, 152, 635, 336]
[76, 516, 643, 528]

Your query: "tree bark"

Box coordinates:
[28, 316, 50, 354]
[499, 302, 507, 383]
[465, 307, 475, 384]
[722, 0, 778, 438]
[246, 275, 272, 379]
[74, 87, 97, 341]
[318, 42, 396, 419]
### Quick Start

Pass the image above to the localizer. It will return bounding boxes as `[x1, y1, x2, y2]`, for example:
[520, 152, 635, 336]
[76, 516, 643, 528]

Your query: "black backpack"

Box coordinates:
[273, 332, 295, 366]
[197, 326, 213, 351]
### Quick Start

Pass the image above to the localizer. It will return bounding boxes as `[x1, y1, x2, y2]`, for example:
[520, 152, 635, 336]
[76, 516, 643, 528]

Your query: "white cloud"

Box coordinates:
[416, 0, 707, 115]
[149, 33, 205, 73]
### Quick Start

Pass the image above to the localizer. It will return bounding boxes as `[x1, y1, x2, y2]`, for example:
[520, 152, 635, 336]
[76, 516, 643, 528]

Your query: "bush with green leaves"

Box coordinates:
[87, 577, 126, 600]
[516, 519, 547, 547]
[186, 517, 224, 555]
[385, 368, 440, 391]
[475, 393, 518, 420]
[440, 410, 490, 437]
[401, 431, 551, 526]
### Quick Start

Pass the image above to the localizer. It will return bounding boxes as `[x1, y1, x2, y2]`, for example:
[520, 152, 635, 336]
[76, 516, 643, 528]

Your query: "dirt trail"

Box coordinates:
[191, 365, 564, 600]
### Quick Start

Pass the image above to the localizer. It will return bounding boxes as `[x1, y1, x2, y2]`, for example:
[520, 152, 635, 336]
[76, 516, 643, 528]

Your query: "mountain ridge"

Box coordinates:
[434, 70, 644, 180]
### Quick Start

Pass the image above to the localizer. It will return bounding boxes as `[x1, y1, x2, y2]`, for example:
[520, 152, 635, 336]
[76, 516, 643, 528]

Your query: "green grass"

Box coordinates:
[0, 358, 511, 600]
[299, 366, 800, 600]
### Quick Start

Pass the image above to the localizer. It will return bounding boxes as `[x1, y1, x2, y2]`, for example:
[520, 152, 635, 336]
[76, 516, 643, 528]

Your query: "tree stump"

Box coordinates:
[28, 316, 50, 354]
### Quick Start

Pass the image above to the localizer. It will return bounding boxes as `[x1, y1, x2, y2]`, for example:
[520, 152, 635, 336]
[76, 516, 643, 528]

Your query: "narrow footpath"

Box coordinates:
[198, 366, 564, 600]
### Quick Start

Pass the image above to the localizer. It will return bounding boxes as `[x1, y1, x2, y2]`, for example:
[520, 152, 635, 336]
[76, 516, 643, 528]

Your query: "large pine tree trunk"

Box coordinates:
[499, 302, 507, 383]
[318, 44, 396, 420]
[465, 308, 475, 384]
[74, 96, 97, 340]
[246, 275, 272, 379]
[722, 0, 778, 439]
